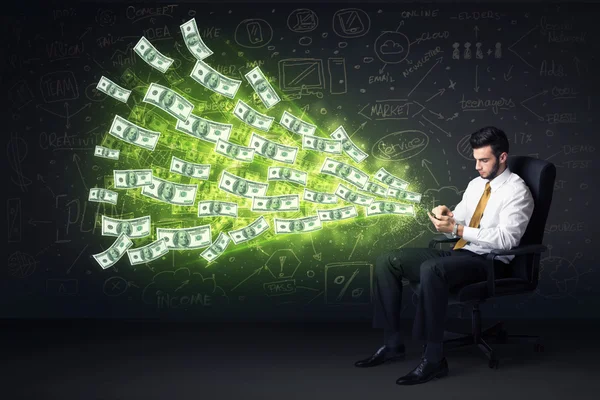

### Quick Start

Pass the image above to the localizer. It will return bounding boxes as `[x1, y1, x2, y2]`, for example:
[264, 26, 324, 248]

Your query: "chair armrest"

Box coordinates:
[486, 244, 547, 258]
[429, 234, 460, 248]
[483, 244, 548, 297]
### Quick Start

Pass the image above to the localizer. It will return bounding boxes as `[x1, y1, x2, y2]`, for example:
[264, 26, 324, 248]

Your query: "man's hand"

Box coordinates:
[427, 212, 455, 234]
[431, 205, 453, 219]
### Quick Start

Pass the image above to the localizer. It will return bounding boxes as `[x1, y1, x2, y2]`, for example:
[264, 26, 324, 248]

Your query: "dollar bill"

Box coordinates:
[127, 238, 169, 265]
[374, 167, 410, 190]
[157, 225, 212, 250]
[366, 201, 415, 217]
[360, 182, 388, 198]
[268, 166, 307, 186]
[191, 60, 241, 99]
[317, 206, 358, 222]
[219, 171, 269, 199]
[141, 176, 198, 206]
[228, 216, 270, 245]
[96, 76, 131, 103]
[251, 195, 299, 212]
[249, 132, 298, 164]
[109, 115, 161, 151]
[94, 145, 120, 160]
[233, 99, 273, 132]
[215, 139, 255, 163]
[88, 188, 118, 205]
[330, 126, 368, 163]
[387, 188, 422, 203]
[93, 233, 133, 269]
[200, 232, 231, 262]
[274, 215, 322, 234]
[170, 156, 210, 180]
[335, 183, 374, 206]
[134, 36, 174, 73]
[197, 201, 238, 217]
[113, 169, 153, 189]
[175, 113, 232, 144]
[245, 66, 281, 109]
[279, 111, 317, 136]
[303, 188, 338, 204]
[102, 215, 151, 238]
[302, 135, 342, 154]
[180, 18, 213, 61]
[143, 83, 194, 122]
[320, 158, 369, 189]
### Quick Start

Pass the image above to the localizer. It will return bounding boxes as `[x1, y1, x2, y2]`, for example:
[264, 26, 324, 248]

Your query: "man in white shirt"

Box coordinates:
[355, 126, 534, 385]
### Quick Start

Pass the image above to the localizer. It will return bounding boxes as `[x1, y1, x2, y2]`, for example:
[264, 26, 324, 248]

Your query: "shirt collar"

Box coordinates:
[483, 166, 511, 191]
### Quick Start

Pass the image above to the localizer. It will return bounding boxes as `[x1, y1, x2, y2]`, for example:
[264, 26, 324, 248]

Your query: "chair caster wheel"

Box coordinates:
[496, 329, 508, 344]
[534, 343, 544, 353]
[489, 359, 499, 369]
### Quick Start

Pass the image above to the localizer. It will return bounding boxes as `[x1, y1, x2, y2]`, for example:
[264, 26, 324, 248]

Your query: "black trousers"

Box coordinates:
[372, 247, 509, 343]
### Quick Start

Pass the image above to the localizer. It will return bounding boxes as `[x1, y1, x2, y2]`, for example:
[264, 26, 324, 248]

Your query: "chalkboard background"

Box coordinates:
[3, 1, 599, 321]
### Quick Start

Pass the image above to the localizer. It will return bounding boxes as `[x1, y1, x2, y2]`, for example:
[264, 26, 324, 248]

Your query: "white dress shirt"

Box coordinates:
[444, 166, 534, 264]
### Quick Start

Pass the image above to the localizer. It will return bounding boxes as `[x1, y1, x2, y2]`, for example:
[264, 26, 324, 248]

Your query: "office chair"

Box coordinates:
[411, 155, 556, 369]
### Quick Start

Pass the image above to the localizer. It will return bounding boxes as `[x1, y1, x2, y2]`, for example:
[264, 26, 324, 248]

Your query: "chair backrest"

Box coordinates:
[506, 156, 556, 285]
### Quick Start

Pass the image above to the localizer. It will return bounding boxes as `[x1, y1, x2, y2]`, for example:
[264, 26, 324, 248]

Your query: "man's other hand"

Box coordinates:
[431, 205, 454, 219]
[427, 213, 455, 234]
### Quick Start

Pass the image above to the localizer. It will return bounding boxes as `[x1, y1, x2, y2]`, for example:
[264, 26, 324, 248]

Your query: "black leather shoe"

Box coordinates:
[354, 344, 406, 368]
[395, 357, 449, 385]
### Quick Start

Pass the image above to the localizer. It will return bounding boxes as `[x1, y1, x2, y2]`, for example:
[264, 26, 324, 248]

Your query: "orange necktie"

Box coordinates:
[454, 182, 491, 250]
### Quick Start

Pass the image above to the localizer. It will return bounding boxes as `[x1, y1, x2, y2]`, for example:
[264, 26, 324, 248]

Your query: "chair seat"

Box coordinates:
[409, 278, 532, 304]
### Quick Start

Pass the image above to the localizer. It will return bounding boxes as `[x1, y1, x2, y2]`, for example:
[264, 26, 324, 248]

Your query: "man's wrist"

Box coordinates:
[456, 223, 464, 237]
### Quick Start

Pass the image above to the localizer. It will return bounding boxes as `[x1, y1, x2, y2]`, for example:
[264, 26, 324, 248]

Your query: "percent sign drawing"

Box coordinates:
[324, 261, 373, 305]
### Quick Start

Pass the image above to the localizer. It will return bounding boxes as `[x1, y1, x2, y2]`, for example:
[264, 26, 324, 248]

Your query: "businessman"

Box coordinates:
[355, 126, 534, 385]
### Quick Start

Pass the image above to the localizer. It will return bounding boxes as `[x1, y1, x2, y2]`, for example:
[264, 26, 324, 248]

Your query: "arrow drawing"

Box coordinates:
[421, 159, 439, 186]
[28, 218, 52, 227]
[72, 153, 88, 191]
[520, 90, 547, 121]
[508, 25, 538, 69]
[474, 65, 480, 92]
[421, 114, 452, 138]
[425, 88, 445, 102]
[503, 65, 513, 81]
[349, 121, 368, 138]
[348, 232, 364, 260]
[474, 25, 479, 40]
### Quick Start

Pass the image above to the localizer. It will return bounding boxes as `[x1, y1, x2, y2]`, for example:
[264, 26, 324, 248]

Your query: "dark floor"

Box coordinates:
[2, 318, 599, 400]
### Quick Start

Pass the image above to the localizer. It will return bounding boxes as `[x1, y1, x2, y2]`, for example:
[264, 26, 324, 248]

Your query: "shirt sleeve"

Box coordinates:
[461, 183, 534, 250]
[443, 183, 470, 238]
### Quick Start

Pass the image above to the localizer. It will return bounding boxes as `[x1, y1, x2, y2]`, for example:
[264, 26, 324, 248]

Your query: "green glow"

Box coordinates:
[93, 55, 428, 270]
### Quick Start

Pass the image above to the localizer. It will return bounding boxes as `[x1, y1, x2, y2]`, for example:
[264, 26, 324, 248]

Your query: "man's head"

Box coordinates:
[470, 126, 509, 181]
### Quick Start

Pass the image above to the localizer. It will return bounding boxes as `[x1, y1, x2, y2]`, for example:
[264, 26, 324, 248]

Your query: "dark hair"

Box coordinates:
[469, 126, 509, 159]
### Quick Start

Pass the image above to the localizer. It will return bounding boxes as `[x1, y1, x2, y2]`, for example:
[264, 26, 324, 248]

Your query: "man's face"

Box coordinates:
[270, 198, 281, 209]
[142, 248, 153, 260]
[162, 183, 175, 199]
[474, 146, 503, 180]
[125, 127, 138, 141]
[163, 92, 175, 107]
[184, 164, 194, 175]
[108, 248, 120, 261]
[213, 202, 222, 213]
[176, 231, 190, 246]
[236, 180, 248, 194]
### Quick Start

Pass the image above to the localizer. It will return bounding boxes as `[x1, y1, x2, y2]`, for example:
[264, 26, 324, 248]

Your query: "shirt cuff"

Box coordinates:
[462, 226, 480, 244]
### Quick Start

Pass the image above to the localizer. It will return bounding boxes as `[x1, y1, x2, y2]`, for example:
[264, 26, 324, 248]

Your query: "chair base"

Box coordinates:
[442, 308, 544, 369]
